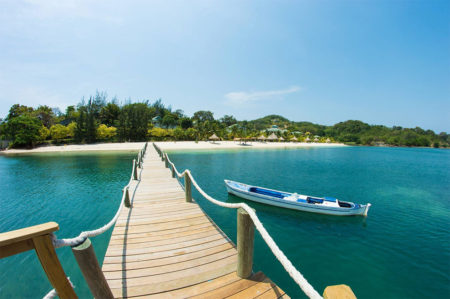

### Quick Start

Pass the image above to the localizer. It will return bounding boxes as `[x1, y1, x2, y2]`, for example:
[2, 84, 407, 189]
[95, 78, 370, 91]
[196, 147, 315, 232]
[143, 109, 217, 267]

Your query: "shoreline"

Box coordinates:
[0, 141, 346, 155]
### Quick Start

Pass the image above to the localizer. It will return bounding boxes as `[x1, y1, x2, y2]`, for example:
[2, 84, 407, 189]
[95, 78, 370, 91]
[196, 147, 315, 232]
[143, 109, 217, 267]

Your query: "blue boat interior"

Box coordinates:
[249, 187, 289, 199]
[244, 183, 356, 209]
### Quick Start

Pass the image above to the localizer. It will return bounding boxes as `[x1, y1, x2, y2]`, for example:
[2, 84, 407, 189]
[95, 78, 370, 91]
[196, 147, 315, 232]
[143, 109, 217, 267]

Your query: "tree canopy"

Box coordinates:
[0, 92, 447, 149]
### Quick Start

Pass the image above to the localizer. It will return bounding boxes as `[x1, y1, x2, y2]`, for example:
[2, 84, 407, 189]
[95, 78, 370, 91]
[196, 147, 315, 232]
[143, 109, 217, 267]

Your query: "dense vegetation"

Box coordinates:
[0, 92, 448, 148]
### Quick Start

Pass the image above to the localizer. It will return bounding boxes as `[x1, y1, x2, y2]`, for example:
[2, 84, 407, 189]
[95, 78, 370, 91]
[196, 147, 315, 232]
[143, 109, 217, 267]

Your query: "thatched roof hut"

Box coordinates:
[279, 136, 284, 141]
[267, 133, 278, 141]
[326, 138, 331, 143]
[209, 133, 219, 140]
[257, 135, 266, 140]
[305, 137, 311, 142]
[291, 136, 298, 142]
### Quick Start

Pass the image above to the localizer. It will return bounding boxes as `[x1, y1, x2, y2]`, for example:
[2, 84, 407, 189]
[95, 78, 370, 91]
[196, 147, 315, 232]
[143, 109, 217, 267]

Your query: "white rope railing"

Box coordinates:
[51, 143, 147, 249]
[161, 145, 322, 299]
[42, 143, 148, 298]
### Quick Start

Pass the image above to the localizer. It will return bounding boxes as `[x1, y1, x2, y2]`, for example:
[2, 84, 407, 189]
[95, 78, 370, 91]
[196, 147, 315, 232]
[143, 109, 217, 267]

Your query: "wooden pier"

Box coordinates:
[102, 146, 289, 298]
[0, 142, 356, 299]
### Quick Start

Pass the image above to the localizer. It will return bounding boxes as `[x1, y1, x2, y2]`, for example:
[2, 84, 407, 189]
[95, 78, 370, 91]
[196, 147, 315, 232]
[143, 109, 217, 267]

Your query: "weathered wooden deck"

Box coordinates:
[102, 147, 289, 298]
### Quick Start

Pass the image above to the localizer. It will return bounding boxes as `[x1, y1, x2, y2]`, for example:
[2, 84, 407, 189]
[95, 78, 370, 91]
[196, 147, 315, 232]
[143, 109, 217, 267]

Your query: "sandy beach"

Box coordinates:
[1, 141, 345, 154]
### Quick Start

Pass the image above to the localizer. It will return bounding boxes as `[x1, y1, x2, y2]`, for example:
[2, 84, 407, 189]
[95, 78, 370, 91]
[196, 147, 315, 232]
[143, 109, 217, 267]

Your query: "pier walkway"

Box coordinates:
[102, 146, 289, 298]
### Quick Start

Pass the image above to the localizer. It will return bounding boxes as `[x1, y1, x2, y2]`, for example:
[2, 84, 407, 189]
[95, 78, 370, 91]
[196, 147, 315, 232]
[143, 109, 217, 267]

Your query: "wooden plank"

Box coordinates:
[227, 277, 285, 299]
[107, 256, 236, 289]
[0, 239, 34, 258]
[104, 239, 230, 262]
[108, 222, 213, 239]
[111, 216, 211, 234]
[190, 271, 266, 299]
[108, 226, 216, 245]
[104, 249, 236, 279]
[0, 222, 59, 247]
[106, 233, 224, 256]
[139, 272, 242, 299]
[102, 244, 234, 272]
[110, 262, 237, 297]
[256, 287, 289, 299]
[108, 229, 220, 249]
[115, 211, 204, 226]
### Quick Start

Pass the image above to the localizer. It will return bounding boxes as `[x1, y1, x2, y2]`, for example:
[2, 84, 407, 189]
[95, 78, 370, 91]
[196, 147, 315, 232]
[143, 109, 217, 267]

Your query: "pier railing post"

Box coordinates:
[164, 153, 169, 168]
[133, 159, 138, 180]
[237, 208, 255, 278]
[323, 285, 356, 299]
[171, 164, 175, 178]
[184, 172, 192, 203]
[124, 186, 131, 208]
[72, 238, 114, 299]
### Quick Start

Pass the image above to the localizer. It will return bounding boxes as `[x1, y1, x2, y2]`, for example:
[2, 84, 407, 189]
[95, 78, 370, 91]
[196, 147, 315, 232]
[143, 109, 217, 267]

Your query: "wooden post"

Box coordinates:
[32, 234, 78, 299]
[184, 172, 192, 203]
[171, 165, 175, 178]
[161, 152, 164, 161]
[323, 285, 356, 299]
[124, 186, 131, 208]
[133, 159, 138, 180]
[237, 208, 255, 278]
[72, 238, 114, 299]
[165, 154, 169, 168]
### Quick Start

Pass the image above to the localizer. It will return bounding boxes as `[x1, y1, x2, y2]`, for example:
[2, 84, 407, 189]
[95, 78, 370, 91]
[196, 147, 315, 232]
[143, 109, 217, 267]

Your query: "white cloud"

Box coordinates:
[224, 86, 301, 105]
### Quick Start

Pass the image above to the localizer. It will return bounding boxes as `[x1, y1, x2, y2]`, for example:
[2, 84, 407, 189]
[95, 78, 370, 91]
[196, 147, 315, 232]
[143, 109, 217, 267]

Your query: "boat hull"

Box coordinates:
[225, 180, 370, 216]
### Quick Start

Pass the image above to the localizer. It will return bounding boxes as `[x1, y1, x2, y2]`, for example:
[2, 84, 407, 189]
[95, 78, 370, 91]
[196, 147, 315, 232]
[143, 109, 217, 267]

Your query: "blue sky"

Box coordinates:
[0, 0, 449, 132]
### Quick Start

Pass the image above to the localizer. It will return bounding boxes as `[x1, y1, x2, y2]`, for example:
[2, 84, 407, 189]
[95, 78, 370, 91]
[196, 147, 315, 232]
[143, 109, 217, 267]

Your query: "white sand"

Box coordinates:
[1, 141, 345, 154]
[1, 142, 145, 154]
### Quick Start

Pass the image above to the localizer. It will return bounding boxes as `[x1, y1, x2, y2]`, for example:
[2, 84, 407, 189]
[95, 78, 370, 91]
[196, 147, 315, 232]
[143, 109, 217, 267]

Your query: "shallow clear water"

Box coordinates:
[0, 151, 137, 298]
[167, 146, 450, 299]
[0, 147, 449, 298]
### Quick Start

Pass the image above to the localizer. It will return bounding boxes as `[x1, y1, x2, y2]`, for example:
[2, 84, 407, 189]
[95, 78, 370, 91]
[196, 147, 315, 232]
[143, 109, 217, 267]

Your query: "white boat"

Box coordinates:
[225, 180, 371, 216]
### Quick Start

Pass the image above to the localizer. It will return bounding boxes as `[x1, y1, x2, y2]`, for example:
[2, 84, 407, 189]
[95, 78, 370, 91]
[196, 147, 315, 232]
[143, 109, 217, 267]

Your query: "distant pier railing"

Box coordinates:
[0, 142, 149, 299]
[154, 142, 356, 299]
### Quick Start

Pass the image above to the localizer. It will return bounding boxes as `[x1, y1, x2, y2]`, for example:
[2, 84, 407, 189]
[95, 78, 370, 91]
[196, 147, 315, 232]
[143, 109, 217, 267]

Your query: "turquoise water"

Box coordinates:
[167, 146, 450, 299]
[0, 147, 449, 298]
[0, 151, 137, 298]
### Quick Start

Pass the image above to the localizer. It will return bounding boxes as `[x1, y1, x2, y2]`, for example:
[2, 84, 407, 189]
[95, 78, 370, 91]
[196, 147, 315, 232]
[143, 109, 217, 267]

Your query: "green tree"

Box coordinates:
[173, 127, 185, 140]
[220, 115, 237, 127]
[39, 126, 50, 141]
[6, 115, 42, 147]
[67, 122, 76, 138]
[100, 102, 120, 126]
[50, 124, 69, 141]
[179, 117, 193, 129]
[34, 105, 55, 128]
[6, 104, 34, 120]
[118, 102, 150, 141]
[97, 124, 117, 140]
[193, 110, 214, 122]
